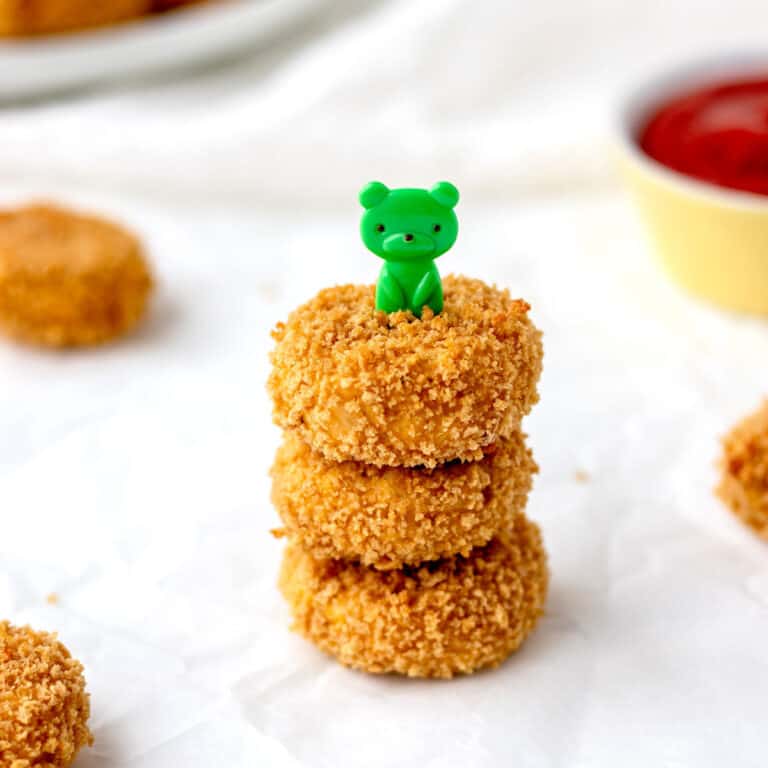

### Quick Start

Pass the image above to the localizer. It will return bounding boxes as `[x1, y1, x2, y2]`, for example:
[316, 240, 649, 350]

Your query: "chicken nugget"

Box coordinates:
[271, 431, 537, 569]
[0, 203, 153, 347]
[269, 275, 542, 468]
[0, 0, 151, 36]
[279, 514, 548, 678]
[718, 400, 768, 540]
[0, 622, 93, 767]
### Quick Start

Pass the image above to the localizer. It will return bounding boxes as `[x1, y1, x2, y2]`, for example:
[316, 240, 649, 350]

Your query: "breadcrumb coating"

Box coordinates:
[718, 400, 768, 540]
[271, 431, 537, 569]
[279, 514, 548, 678]
[0, 622, 92, 768]
[0, 203, 153, 348]
[269, 275, 543, 468]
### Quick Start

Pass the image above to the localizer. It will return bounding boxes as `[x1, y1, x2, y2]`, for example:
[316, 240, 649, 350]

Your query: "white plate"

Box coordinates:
[0, 0, 321, 100]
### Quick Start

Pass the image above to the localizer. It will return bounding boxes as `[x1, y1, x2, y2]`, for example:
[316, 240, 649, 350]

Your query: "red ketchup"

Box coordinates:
[639, 76, 768, 195]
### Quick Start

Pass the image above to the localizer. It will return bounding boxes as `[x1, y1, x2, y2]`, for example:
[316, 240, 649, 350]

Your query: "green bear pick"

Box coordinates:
[359, 181, 460, 317]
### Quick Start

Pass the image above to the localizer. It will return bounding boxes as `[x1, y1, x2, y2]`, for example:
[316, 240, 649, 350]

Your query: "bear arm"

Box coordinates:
[376, 266, 406, 312]
[412, 268, 438, 308]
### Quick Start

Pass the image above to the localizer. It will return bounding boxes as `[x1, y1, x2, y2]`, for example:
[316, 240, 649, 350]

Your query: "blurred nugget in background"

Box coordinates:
[0, 203, 153, 348]
[0, 0, 208, 37]
[719, 401, 768, 540]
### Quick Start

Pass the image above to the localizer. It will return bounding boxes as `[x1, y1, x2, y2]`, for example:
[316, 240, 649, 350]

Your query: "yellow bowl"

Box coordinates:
[618, 59, 768, 315]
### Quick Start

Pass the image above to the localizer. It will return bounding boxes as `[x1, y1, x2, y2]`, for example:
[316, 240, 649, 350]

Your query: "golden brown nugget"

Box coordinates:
[269, 275, 543, 468]
[718, 400, 768, 540]
[0, 203, 153, 348]
[272, 431, 537, 569]
[279, 514, 548, 678]
[0, 0, 151, 36]
[0, 622, 93, 767]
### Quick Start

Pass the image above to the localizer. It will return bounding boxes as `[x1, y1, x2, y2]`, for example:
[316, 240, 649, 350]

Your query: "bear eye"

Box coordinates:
[433, 224, 442, 233]
[375, 224, 386, 233]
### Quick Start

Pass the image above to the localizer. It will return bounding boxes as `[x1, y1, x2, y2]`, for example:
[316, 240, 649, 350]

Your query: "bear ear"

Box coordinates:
[359, 181, 390, 209]
[429, 181, 459, 209]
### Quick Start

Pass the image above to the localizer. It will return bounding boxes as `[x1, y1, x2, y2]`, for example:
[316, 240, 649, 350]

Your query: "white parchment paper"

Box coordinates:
[1, 0, 767, 764]
[1, 191, 766, 767]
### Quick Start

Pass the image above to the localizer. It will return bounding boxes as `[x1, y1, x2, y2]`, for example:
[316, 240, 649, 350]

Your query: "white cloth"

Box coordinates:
[3, 0, 768, 204]
[1, 2, 767, 766]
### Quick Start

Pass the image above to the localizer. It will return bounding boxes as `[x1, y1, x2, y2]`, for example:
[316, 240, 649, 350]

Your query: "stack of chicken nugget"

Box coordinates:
[268, 184, 547, 678]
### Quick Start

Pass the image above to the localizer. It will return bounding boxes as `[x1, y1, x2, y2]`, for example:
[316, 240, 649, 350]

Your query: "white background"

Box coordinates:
[1, 1, 767, 766]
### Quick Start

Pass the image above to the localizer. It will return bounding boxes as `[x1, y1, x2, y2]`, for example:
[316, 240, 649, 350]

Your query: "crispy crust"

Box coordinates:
[271, 431, 537, 569]
[269, 275, 543, 468]
[0, 622, 93, 768]
[717, 400, 768, 540]
[279, 514, 548, 678]
[0, 203, 153, 348]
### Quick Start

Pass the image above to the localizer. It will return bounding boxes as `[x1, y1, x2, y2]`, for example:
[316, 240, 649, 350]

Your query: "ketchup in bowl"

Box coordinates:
[639, 77, 768, 196]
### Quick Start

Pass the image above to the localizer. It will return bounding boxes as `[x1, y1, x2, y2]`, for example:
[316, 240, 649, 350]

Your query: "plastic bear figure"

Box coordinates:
[359, 181, 459, 316]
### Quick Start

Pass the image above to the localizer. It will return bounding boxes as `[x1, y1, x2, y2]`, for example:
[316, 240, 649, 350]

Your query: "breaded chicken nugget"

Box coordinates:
[0, 622, 93, 767]
[0, 0, 151, 36]
[279, 514, 548, 678]
[718, 400, 768, 540]
[0, 203, 153, 347]
[271, 431, 537, 569]
[269, 275, 542, 468]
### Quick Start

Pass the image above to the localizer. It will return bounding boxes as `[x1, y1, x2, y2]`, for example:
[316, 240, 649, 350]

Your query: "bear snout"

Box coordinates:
[382, 231, 434, 258]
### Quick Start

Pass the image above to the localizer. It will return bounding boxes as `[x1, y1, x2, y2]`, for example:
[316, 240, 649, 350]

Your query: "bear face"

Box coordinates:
[359, 181, 459, 262]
